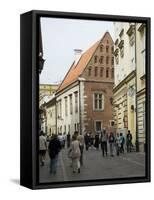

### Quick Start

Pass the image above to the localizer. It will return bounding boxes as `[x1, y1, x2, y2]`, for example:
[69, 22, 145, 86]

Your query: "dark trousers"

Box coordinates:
[101, 141, 107, 156]
[79, 145, 84, 165]
[127, 141, 132, 152]
[120, 143, 124, 153]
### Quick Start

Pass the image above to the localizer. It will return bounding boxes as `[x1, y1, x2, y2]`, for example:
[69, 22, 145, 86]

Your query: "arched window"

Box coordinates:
[100, 67, 104, 77]
[106, 46, 109, 53]
[100, 56, 104, 64]
[112, 57, 114, 65]
[95, 67, 98, 76]
[88, 66, 92, 76]
[94, 55, 98, 63]
[106, 56, 109, 64]
[106, 68, 109, 78]
[100, 45, 104, 52]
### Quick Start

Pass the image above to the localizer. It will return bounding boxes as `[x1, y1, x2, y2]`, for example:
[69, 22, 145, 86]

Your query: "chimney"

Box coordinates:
[74, 49, 82, 65]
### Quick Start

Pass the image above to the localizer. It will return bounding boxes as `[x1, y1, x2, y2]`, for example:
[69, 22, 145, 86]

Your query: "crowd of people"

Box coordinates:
[39, 129, 133, 175]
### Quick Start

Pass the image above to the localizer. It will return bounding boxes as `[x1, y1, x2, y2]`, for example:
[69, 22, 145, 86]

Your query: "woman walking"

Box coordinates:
[70, 134, 81, 173]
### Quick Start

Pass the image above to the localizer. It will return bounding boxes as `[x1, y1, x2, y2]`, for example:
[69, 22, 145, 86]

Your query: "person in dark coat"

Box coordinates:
[67, 132, 71, 148]
[84, 133, 91, 151]
[100, 129, 108, 156]
[94, 133, 100, 150]
[126, 130, 133, 152]
[48, 134, 61, 174]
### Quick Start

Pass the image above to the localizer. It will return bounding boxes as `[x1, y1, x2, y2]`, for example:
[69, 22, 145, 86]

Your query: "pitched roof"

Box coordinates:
[57, 32, 112, 92]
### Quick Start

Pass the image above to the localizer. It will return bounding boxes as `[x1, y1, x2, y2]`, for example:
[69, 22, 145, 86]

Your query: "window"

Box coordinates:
[95, 67, 98, 76]
[95, 121, 102, 132]
[111, 68, 114, 79]
[57, 100, 62, 117]
[64, 125, 66, 133]
[99, 56, 104, 64]
[130, 45, 135, 69]
[93, 93, 104, 111]
[88, 66, 92, 76]
[68, 125, 70, 133]
[65, 97, 68, 116]
[100, 67, 104, 77]
[120, 46, 124, 57]
[115, 54, 119, 64]
[106, 68, 109, 78]
[69, 94, 73, 114]
[100, 45, 103, 52]
[112, 57, 114, 65]
[141, 29, 145, 75]
[94, 55, 98, 63]
[106, 46, 109, 53]
[106, 56, 109, 64]
[74, 91, 78, 113]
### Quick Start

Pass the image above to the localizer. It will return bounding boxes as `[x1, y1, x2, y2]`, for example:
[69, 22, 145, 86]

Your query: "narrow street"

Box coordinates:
[39, 146, 145, 183]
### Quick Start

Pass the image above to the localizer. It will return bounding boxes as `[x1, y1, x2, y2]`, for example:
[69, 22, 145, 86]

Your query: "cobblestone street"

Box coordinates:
[39, 146, 145, 183]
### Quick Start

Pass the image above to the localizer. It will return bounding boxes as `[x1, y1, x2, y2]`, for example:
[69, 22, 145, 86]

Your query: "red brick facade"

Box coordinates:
[81, 32, 114, 133]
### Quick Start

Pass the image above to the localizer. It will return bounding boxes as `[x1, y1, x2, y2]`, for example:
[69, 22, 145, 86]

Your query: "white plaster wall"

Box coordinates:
[57, 84, 80, 135]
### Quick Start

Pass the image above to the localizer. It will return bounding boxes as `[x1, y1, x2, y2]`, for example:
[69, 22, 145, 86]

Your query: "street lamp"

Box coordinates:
[39, 55, 45, 74]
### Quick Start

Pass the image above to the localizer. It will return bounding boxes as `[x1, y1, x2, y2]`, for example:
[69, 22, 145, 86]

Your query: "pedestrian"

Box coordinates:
[120, 133, 125, 153]
[58, 133, 64, 148]
[62, 132, 66, 148]
[70, 134, 81, 173]
[90, 133, 94, 148]
[100, 129, 108, 157]
[67, 132, 71, 148]
[39, 131, 47, 166]
[115, 133, 121, 156]
[94, 132, 100, 150]
[108, 132, 115, 157]
[48, 134, 61, 174]
[77, 133, 84, 166]
[126, 130, 133, 152]
[84, 133, 91, 151]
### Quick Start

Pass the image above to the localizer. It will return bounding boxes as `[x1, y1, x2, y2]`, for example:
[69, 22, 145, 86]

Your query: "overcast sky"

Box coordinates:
[40, 17, 114, 84]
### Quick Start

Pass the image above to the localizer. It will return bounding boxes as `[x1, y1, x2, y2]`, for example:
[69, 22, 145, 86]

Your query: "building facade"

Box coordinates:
[39, 84, 59, 106]
[136, 23, 146, 152]
[45, 96, 57, 136]
[113, 22, 136, 145]
[56, 32, 114, 135]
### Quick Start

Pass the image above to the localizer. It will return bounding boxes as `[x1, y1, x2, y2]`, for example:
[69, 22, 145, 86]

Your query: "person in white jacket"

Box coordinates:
[70, 134, 81, 173]
[39, 131, 47, 166]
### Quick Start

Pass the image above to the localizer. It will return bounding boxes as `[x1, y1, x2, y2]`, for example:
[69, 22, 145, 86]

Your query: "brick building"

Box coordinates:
[56, 32, 114, 135]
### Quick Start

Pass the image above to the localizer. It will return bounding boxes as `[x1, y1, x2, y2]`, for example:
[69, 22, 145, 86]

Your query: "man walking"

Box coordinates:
[108, 132, 115, 157]
[48, 134, 61, 174]
[100, 129, 108, 157]
[126, 130, 133, 152]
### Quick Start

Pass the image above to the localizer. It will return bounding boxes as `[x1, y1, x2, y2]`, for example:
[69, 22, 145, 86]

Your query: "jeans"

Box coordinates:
[50, 154, 58, 174]
[109, 143, 114, 156]
[79, 145, 84, 165]
[101, 141, 107, 156]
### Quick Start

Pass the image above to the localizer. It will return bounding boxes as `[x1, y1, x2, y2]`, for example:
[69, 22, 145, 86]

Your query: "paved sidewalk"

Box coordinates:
[39, 147, 145, 183]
